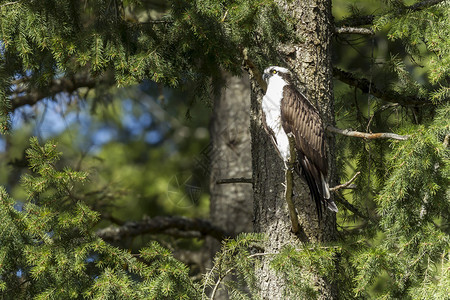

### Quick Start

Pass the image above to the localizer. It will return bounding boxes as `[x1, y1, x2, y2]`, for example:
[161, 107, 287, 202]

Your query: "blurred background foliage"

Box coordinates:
[1, 80, 211, 253]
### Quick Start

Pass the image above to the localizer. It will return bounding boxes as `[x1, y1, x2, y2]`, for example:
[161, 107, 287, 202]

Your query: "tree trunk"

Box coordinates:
[209, 72, 253, 240]
[251, 0, 337, 298]
[207, 72, 253, 299]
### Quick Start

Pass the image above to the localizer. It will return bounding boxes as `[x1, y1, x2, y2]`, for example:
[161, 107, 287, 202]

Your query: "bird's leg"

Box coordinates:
[285, 158, 296, 172]
[285, 168, 298, 233]
[285, 133, 300, 234]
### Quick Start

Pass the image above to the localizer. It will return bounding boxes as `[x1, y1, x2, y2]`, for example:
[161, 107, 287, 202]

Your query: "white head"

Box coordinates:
[262, 66, 291, 84]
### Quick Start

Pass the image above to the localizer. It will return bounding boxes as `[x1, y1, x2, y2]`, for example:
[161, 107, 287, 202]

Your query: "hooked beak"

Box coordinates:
[262, 73, 269, 82]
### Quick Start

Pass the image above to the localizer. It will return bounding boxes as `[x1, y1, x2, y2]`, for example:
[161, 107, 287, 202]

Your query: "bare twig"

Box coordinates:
[96, 216, 230, 242]
[202, 265, 217, 300]
[0, 1, 19, 7]
[248, 246, 341, 259]
[335, 27, 374, 35]
[443, 133, 450, 148]
[204, 245, 342, 299]
[330, 172, 361, 192]
[216, 177, 253, 184]
[210, 268, 233, 300]
[139, 19, 174, 25]
[327, 125, 409, 141]
[220, 9, 229, 22]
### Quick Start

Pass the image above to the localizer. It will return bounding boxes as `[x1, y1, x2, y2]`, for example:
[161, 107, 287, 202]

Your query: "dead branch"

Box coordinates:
[139, 19, 174, 25]
[216, 177, 253, 184]
[335, 27, 374, 35]
[443, 133, 450, 148]
[327, 125, 409, 141]
[333, 68, 430, 107]
[96, 216, 230, 242]
[0, 1, 19, 7]
[11, 76, 97, 111]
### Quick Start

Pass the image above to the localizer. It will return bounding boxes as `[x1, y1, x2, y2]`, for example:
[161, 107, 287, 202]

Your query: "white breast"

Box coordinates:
[262, 76, 290, 162]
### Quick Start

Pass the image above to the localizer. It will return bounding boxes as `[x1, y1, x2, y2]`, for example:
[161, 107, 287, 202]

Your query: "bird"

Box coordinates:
[261, 66, 338, 219]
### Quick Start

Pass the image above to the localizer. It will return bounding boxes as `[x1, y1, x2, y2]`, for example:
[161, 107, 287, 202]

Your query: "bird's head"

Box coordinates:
[262, 66, 291, 84]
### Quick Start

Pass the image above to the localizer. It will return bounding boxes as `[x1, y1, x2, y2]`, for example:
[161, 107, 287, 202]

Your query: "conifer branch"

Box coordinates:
[335, 27, 374, 35]
[96, 216, 230, 242]
[408, 0, 446, 11]
[242, 48, 267, 92]
[11, 76, 97, 111]
[334, 194, 372, 220]
[210, 268, 233, 300]
[333, 67, 431, 107]
[327, 125, 409, 140]
[336, 0, 447, 27]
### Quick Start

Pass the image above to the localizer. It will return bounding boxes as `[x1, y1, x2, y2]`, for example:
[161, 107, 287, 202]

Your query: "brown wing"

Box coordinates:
[280, 85, 328, 176]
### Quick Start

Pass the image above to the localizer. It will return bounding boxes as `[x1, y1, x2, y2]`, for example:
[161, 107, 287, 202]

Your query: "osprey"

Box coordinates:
[261, 66, 338, 219]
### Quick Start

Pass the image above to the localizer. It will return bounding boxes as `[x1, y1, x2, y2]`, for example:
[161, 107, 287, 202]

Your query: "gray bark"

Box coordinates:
[207, 72, 254, 299]
[209, 72, 253, 240]
[251, 0, 337, 299]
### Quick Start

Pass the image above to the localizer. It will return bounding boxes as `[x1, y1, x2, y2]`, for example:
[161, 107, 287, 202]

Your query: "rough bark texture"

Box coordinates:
[208, 73, 254, 299]
[251, 0, 337, 298]
[209, 72, 253, 240]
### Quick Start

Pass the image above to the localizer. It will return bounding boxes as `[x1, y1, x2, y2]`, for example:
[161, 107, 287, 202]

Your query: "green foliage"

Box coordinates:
[373, 1, 450, 100]
[340, 104, 449, 299]
[328, 7, 450, 291]
[369, 104, 449, 298]
[0, 0, 292, 131]
[202, 233, 264, 300]
[270, 244, 342, 299]
[0, 138, 200, 299]
[204, 238, 357, 300]
[384, 54, 428, 99]
[22, 137, 89, 205]
[378, 105, 449, 232]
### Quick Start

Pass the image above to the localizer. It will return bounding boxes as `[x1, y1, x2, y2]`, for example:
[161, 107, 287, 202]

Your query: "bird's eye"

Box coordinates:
[271, 70, 277, 74]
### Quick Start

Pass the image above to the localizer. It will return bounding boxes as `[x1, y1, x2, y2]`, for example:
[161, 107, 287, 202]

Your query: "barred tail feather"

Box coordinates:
[295, 155, 338, 220]
[303, 164, 323, 220]
[325, 199, 338, 212]
[320, 173, 338, 212]
[295, 155, 323, 220]
[321, 173, 330, 199]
